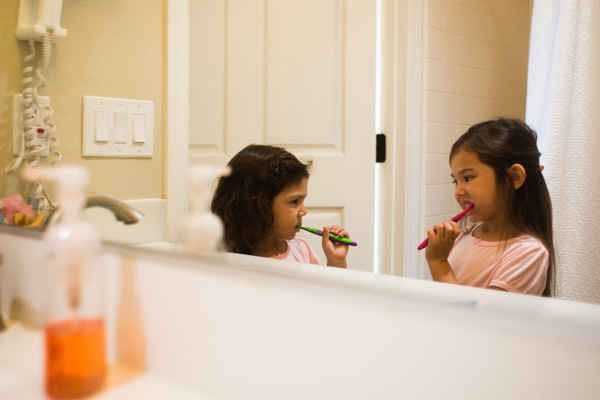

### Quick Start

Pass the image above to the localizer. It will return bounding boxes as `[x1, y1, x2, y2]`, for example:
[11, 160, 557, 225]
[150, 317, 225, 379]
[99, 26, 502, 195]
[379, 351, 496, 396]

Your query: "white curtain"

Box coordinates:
[526, 0, 600, 304]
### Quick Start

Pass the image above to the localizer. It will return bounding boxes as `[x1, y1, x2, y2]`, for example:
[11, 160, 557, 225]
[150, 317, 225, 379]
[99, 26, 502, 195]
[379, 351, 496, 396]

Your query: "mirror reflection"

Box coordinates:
[1, 2, 533, 258]
[1, 1, 164, 237]
[6, 1, 578, 299]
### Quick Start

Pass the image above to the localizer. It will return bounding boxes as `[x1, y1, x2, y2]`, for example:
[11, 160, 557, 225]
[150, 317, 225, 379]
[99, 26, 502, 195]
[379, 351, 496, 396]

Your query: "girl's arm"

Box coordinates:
[322, 225, 349, 268]
[425, 221, 460, 284]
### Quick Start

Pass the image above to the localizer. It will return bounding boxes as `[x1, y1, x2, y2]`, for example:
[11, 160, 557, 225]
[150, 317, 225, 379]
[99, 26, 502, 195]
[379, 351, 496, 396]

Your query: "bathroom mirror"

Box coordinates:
[1, 1, 533, 276]
[152, 0, 535, 274]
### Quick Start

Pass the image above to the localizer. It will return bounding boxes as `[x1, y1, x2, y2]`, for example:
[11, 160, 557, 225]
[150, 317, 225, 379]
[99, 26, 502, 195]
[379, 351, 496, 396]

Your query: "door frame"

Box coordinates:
[376, 0, 422, 277]
[166, 0, 190, 241]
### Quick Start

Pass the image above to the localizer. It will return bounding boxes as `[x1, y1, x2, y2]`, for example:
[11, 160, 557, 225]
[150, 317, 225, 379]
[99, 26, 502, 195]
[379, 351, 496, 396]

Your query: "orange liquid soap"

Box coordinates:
[45, 317, 107, 399]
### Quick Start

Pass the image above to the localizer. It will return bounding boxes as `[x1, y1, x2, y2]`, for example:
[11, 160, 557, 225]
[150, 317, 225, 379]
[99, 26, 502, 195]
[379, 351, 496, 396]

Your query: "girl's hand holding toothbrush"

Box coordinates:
[424, 220, 461, 264]
[322, 225, 350, 269]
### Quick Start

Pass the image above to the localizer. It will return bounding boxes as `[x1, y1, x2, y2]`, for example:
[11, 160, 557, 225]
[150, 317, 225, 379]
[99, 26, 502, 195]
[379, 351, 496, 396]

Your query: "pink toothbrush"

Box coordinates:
[417, 203, 474, 250]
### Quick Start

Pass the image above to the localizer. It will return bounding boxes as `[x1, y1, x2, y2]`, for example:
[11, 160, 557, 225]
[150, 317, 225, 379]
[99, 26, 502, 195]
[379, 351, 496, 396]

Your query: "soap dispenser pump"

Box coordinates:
[25, 165, 106, 399]
[177, 165, 230, 256]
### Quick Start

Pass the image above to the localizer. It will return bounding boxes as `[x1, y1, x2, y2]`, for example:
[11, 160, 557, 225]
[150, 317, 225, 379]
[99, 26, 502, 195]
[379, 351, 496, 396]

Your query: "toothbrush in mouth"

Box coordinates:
[298, 226, 358, 246]
[417, 203, 474, 250]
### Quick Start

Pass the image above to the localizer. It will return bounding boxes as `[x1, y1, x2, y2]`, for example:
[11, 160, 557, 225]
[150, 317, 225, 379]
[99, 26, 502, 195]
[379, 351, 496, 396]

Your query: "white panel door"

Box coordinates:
[189, 0, 376, 271]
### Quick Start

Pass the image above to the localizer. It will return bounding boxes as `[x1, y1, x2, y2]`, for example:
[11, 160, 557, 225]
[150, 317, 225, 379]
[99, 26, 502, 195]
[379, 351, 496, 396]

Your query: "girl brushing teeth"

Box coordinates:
[211, 144, 351, 268]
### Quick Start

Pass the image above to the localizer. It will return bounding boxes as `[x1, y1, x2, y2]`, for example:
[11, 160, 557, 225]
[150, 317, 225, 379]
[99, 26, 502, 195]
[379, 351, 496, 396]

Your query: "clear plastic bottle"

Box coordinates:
[27, 165, 106, 399]
[178, 165, 230, 256]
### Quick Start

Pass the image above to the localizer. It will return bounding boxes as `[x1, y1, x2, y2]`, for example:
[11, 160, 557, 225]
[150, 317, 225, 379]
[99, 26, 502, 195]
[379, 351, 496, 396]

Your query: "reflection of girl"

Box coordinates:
[425, 118, 555, 296]
[211, 144, 351, 268]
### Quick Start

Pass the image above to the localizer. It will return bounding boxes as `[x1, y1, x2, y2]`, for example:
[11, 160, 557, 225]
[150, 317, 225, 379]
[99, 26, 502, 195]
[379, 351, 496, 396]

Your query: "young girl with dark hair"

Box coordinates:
[425, 118, 555, 296]
[211, 144, 351, 268]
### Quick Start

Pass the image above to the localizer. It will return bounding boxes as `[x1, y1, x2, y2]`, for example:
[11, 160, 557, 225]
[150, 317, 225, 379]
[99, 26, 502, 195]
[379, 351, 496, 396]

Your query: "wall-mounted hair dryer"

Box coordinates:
[16, 0, 67, 42]
[6, 0, 66, 209]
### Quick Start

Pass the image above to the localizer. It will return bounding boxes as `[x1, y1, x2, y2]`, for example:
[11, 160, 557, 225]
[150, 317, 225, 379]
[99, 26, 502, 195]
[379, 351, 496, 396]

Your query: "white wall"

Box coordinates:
[418, 0, 533, 278]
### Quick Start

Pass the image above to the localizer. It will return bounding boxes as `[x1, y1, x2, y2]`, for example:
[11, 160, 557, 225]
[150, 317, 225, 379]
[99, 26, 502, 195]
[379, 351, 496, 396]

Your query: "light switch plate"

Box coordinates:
[82, 96, 154, 157]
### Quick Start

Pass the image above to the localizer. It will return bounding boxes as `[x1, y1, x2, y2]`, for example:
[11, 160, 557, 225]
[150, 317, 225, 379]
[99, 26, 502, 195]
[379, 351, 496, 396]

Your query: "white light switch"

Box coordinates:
[133, 114, 146, 143]
[114, 113, 127, 143]
[83, 96, 153, 157]
[95, 111, 109, 142]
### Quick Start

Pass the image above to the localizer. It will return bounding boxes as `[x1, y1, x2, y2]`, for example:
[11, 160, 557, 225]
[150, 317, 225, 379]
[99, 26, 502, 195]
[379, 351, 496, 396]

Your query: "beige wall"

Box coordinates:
[419, 0, 533, 278]
[0, 0, 163, 201]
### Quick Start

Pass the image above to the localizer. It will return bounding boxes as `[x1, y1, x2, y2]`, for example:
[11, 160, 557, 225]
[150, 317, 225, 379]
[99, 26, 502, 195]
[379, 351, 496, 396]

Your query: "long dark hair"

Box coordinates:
[211, 144, 312, 255]
[450, 118, 555, 297]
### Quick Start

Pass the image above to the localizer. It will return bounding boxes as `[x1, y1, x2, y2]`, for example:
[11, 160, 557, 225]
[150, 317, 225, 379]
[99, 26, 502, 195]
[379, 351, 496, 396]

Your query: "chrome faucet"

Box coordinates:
[43, 194, 144, 229]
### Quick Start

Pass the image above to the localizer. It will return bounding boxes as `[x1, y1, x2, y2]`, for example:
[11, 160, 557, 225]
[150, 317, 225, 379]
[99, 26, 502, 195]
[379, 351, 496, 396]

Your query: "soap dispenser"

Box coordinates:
[25, 165, 106, 399]
[177, 165, 230, 256]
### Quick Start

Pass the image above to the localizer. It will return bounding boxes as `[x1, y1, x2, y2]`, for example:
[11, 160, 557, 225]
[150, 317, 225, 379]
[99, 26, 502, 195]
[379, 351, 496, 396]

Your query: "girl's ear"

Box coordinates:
[508, 164, 526, 189]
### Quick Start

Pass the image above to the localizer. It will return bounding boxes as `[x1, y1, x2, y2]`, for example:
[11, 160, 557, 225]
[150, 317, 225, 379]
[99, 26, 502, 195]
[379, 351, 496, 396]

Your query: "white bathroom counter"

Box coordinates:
[0, 322, 215, 400]
[3, 226, 600, 399]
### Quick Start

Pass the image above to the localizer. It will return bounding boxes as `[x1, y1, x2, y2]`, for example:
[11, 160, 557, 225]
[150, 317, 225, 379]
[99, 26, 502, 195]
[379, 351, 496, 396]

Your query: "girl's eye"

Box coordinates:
[291, 199, 299, 205]
[452, 176, 473, 185]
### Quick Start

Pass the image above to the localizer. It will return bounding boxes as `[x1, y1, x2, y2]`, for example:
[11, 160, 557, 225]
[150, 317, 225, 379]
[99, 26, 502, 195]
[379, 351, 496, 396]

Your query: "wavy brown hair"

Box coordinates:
[211, 144, 312, 255]
[450, 118, 556, 297]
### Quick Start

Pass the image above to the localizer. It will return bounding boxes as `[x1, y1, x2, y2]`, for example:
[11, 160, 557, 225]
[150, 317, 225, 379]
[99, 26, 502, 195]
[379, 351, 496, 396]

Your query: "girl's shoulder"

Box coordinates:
[288, 237, 321, 265]
[455, 223, 547, 252]
[506, 233, 547, 252]
[288, 237, 315, 253]
[495, 233, 549, 263]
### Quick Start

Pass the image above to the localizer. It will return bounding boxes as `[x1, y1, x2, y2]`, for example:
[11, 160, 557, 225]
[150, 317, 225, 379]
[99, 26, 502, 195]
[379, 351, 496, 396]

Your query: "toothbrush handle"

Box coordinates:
[417, 237, 430, 251]
[300, 227, 358, 246]
[325, 232, 358, 246]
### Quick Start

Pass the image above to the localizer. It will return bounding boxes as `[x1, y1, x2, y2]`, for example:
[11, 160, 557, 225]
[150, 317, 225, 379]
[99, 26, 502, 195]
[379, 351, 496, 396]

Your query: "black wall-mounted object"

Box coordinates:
[376, 133, 386, 163]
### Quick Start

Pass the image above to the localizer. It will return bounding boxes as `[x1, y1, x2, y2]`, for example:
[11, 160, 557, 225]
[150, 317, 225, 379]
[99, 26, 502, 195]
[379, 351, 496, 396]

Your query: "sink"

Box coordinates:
[133, 241, 177, 252]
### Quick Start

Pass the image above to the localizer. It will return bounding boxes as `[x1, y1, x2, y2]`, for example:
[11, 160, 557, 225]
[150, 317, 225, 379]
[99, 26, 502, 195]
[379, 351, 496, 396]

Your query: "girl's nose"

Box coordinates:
[454, 183, 466, 196]
[299, 205, 307, 217]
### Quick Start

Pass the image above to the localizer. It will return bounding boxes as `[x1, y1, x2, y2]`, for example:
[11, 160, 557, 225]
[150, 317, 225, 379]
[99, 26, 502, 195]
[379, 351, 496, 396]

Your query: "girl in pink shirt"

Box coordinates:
[211, 144, 351, 268]
[425, 118, 555, 296]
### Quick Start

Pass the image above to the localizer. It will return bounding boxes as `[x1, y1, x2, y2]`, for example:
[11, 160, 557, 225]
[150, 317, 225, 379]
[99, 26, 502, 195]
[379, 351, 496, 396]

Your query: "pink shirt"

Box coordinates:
[447, 225, 549, 295]
[270, 237, 321, 265]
